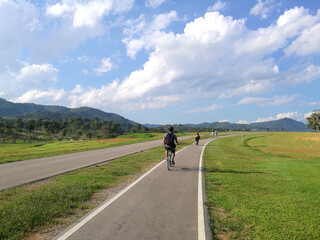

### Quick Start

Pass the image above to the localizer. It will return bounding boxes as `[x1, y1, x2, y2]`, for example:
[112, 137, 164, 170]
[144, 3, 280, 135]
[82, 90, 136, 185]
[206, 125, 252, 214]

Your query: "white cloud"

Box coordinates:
[94, 58, 113, 75]
[78, 55, 90, 62]
[0, 0, 40, 69]
[219, 119, 229, 123]
[283, 65, 320, 85]
[7, 6, 320, 113]
[253, 111, 304, 123]
[14, 89, 66, 103]
[46, 0, 134, 28]
[309, 101, 320, 106]
[82, 69, 89, 75]
[14, 63, 58, 84]
[285, 23, 320, 56]
[237, 120, 248, 124]
[122, 11, 178, 58]
[250, 0, 277, 19]
[207, 1, 227, 12]
[304, 112, 312, 119]
[145, 0, 166, 9]
[186, 104, 224, 114]
[237, 95, 297, 106]
[238, 7, 320, 57]
[64, 9, 320, 111]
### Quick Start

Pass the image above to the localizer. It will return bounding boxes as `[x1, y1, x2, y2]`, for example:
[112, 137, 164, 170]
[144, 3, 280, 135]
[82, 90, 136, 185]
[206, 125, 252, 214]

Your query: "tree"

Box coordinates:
[306, 111, 320, 132]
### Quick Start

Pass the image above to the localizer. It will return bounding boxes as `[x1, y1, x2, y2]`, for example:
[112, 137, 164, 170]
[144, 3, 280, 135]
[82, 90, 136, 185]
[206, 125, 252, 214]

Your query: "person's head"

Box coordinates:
[197, 132, 199, 135]
[168, 126, 174, 132]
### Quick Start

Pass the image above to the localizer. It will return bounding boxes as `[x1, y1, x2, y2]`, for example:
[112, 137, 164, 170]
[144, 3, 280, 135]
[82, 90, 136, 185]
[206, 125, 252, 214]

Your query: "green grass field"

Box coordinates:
[204, 132, 320, 239]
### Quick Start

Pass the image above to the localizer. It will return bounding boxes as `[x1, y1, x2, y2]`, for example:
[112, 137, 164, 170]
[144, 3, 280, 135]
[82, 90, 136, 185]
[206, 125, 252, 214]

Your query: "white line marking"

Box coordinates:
[56, 146, 189, 240]
[198, 140, 212, 240]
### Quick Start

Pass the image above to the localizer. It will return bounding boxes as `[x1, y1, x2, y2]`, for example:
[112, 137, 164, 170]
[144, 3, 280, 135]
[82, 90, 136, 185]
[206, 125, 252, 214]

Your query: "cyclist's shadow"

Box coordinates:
[169, 167, 200, 172]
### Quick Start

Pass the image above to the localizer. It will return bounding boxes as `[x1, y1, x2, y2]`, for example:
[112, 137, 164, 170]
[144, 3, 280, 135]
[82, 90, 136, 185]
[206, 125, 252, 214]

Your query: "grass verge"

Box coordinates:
[0, 137, 194, 240]
[204, 133, 320, 239]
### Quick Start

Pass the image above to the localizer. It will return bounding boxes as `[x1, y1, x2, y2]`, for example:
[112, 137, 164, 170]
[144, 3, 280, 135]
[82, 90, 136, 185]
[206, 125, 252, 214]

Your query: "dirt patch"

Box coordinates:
[215, 207, 228, 219]
[299, 137, 320, 142]
[217, 233, 230, 240]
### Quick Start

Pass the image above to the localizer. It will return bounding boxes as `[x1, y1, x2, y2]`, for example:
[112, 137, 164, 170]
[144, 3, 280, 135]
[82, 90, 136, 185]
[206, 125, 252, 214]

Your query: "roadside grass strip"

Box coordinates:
[0, 138, 194, 240]
[204, 133, 320, 240]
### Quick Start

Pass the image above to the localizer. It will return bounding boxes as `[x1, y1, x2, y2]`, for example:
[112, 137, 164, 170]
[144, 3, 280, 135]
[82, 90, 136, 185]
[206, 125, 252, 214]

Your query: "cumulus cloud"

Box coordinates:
[45, 8, 320, 111]
[207, 1, 227, 12]
[237, 120, 248, 124]
[253, 111, 304, 123]
[186, 104, 224, 114]
[94, 58, 113, 75]
[237, 95, 297, 106]
[309, 101, 320, 106]
[304, 112, 312, 119]
[145, 0, 166, 9]
[14, 89, 66, 103]
[0, 0, 40, 69]
[250, 0, 278, 19]
[46, 0, 134, 28]
[6, 6, 320, 113]
[0, 62, 59, 99]
[13, 63, 58, 84]
[285, 23, 320, 56]
[238, 7, 320, 56]
[122, 11, 179, 58]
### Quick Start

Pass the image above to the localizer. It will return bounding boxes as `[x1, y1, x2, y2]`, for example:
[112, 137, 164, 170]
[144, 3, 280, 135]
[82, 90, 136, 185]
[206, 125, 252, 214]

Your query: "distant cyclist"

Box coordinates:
[195, 132, 200, 145]
[163, 126, 179, 165]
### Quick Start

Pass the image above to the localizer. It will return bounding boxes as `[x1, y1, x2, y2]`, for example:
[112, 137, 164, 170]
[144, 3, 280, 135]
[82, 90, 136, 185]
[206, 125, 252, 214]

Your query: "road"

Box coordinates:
[0, 136, 192, 191]
[53, 138, 214, 240]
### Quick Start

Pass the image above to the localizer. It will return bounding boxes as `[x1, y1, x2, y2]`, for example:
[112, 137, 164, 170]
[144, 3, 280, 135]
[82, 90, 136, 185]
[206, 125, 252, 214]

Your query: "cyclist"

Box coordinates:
[163, 126, 179, 165]
[195, 132, 200, 145]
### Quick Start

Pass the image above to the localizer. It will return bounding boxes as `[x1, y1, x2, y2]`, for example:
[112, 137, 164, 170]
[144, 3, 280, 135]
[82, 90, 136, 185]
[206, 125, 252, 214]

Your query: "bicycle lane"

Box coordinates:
[54, 138, 214, 240]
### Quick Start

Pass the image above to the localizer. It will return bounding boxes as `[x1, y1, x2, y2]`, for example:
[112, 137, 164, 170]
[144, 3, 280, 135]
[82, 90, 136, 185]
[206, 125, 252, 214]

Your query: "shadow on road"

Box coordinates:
[206, 169, 264, 174]
[168, 167, 200, 172]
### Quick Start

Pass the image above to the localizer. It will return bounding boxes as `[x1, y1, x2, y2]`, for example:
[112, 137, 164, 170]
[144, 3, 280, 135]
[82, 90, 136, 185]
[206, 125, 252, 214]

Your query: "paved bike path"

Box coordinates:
[0, 137, 192, 191]
[54, 138, 214, 240]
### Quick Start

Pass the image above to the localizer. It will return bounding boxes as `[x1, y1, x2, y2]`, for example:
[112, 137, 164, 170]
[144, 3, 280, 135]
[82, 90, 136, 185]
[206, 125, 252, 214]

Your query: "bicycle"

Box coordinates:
[166, 149, 173, 170]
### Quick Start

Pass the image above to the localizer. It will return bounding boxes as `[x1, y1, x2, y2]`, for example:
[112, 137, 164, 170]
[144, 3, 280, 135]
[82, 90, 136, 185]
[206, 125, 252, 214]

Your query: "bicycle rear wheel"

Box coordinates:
[167, 151, 172, 170]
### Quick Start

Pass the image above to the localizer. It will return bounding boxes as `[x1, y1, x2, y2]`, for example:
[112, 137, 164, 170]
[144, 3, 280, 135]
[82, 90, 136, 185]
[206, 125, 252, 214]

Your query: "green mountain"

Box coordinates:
[189, 118, 309, 132]
[146, 118, 310, 132]
[0, 98, 136, 126]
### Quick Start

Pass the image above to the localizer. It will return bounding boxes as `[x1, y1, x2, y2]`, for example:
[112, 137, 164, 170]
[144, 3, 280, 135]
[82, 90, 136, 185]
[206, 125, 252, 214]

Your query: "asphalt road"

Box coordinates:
[0, 136, 192, 191]
[54, 138, 214, 240]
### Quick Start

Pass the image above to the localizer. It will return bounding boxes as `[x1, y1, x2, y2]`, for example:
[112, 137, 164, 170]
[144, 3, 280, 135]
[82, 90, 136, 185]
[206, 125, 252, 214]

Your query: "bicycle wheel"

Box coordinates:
[167, 151, 172, 170]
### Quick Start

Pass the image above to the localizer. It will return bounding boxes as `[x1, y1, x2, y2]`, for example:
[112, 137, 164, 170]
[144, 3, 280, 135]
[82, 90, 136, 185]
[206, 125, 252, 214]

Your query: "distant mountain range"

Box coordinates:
[0, 98, 310, 132]
[145, 118, 310, 132]
[0, 98, 136, 126]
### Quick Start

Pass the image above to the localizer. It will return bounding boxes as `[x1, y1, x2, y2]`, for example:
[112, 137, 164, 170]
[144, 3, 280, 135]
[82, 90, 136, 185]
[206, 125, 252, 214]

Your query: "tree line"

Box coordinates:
[0, 117, 140, 143]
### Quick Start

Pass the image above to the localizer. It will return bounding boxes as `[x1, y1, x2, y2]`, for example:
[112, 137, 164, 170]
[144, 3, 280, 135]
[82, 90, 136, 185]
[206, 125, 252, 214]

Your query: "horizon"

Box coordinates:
[0, 97, 307, 125]
[1, 0, 319, 125]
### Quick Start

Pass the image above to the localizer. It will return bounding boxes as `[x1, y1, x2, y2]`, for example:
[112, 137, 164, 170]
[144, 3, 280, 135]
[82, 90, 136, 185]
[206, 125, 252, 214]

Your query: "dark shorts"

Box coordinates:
[164, 145, 176, 153]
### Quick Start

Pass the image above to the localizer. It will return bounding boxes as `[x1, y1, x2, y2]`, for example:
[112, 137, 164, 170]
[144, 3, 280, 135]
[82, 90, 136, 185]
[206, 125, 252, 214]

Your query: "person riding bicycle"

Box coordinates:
[195, 132, 200, 145]
[163, 126, 179, 165]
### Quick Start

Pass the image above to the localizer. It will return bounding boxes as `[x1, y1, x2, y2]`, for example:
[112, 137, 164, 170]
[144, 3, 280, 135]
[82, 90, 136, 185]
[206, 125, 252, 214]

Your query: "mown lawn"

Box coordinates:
[204, 133, 320, 239]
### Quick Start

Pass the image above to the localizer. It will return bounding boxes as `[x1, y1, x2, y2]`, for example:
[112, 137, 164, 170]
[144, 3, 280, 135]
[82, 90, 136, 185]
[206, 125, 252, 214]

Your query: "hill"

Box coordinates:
[145, 118, 309, 132]
[0, 98, 136, 126]
[192, 118, 309, 132]
[249, 118, 308, 132]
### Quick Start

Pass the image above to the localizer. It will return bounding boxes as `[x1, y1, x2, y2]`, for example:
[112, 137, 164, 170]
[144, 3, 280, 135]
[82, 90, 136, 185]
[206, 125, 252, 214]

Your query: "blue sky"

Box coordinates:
[1, 0, 320, 124]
